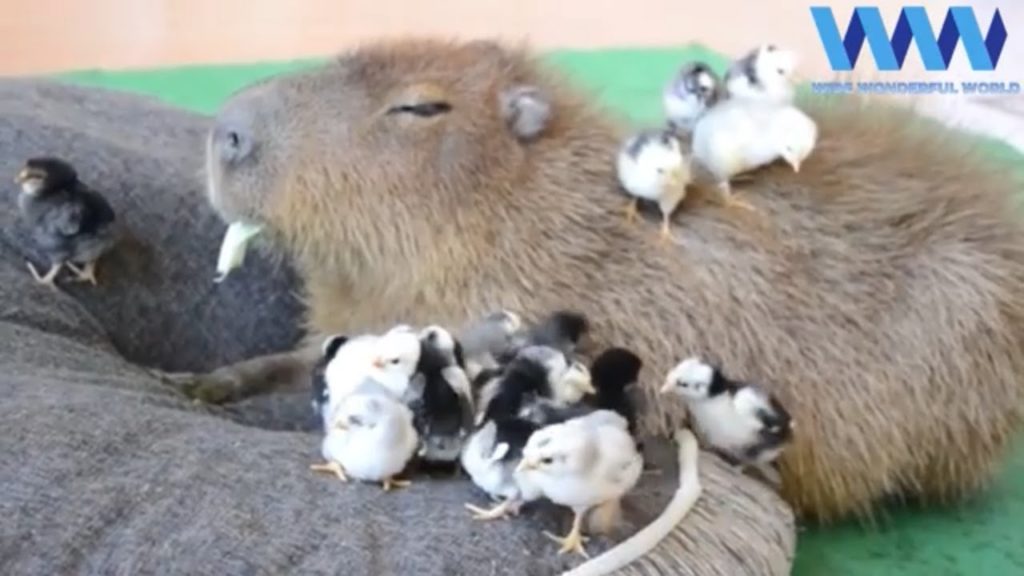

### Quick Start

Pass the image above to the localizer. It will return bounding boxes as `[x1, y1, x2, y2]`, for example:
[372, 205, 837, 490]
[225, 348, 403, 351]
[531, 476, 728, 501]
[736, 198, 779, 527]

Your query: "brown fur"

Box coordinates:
[202, 38, 1024, 522]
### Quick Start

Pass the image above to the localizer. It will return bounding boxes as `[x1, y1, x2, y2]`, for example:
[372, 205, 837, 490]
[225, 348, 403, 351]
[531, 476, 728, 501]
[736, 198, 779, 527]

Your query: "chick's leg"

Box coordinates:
[715, 181, 756, 212]
[27, 261, 63, 286]
[656, 193, 684, 246]
[544, 509, 590, 558]
[622, 198, 639, 224]
[382, 477, 412, 492]
[465, 497, 519, 521]
[67, 260, 98, 286]
[310, 461, 349, 482]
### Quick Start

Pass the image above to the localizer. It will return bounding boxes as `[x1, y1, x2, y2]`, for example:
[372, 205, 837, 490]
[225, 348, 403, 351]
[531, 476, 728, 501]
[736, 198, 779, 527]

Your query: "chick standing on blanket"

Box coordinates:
[663, 61, 724, 134]
[516, 410, 644, 557]
[405, 326, 476, 465]
[615, 128, 691, 245]
[691, 99, 818, 210]
[14, 157, 119, 286]
[723, 44, 798, 104]
[311, 386, 420, 491]
[661, 356, 794, 486]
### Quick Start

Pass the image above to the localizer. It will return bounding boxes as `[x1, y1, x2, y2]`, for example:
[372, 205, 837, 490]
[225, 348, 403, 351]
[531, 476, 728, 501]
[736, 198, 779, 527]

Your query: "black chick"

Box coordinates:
[497, 310, 590, 364]
[15, 157, 118, 286]
[589, 346, 644, 436]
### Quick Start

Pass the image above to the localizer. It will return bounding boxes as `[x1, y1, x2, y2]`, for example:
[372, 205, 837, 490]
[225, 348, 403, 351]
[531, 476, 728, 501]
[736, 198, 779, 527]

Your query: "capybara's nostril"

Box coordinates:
[212, 114, 253, 165]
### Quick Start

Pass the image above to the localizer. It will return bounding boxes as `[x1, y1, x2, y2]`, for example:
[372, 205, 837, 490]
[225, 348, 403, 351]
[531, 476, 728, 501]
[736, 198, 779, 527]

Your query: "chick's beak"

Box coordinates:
[786, 157, 801, 173]
[515, 459, 536, 474]
[333, 422, 349, 432]
[371, 357, 385, 370]
[14, 169, 28, 184]
[659, 380, 677, 394]
[580, 378, 597, 395]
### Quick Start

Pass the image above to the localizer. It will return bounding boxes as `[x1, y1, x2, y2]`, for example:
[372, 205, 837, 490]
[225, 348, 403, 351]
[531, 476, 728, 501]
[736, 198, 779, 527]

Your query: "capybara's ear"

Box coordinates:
[498, 85, 552, 142]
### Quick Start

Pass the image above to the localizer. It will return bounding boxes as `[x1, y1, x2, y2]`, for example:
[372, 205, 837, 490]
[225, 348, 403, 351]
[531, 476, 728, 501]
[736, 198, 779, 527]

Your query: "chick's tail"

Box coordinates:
[560, 428, 702, 576]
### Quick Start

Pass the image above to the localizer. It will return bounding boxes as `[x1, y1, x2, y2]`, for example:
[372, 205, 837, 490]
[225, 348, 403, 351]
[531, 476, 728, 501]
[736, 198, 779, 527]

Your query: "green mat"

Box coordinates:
[48, 46, 1024, 576]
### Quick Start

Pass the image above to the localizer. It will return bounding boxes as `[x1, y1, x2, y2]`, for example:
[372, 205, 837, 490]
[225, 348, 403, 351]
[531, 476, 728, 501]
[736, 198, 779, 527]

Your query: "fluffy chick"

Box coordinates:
[661, 356, 794, 485]
[663, 61, 724, 134]
[520, 310, 590, 360]
[615, 128, 691, 245]
[458, 310, 524, 380]
[318, 328, 422, 429]
[723, 44, 798, 105]
[516, 410, 644, 557]
[15, 157, 119, 286]
[691, 99, 817, 210]
[478, 345, 595, 425]
[460, 416, 546, 520]
[311, 389, 419, 491]
[405, 326, 475, 465]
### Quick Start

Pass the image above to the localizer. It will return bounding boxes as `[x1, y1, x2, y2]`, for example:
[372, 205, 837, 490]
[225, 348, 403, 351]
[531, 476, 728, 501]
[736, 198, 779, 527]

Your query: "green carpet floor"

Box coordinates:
[46, 45, 1024, 576]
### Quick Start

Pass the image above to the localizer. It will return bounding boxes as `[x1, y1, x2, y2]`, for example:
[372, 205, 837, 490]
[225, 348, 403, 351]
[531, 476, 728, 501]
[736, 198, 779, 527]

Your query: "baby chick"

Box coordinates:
[588, 347, 643, 437]
[478, 345, 595, 425]
[691, 99, 818, 211]
[458, 310, 524, 380]
[516, 410, 644, 557]
[14, 157, 119, 286]
[519, 310, 590, 360]
[663, 62, 724, 135]
[405, 326, 476, 465]
[311, 389, 419, 491]
[460, 416, 545, 520]
[615, 128, 691, 245]
[311, 333, 353, 430]
[318, 328, 422, 429]
[723, 44, 798, 105]
[661, 356, 794, 486]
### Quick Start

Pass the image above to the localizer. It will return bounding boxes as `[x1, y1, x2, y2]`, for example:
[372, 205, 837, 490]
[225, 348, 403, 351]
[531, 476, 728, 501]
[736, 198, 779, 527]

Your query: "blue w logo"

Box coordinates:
[810, 6, 1008, 71]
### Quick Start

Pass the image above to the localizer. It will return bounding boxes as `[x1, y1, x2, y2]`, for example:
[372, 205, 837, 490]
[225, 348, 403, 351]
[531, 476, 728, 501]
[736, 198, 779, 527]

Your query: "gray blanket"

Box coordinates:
[0, 80, 794, 575]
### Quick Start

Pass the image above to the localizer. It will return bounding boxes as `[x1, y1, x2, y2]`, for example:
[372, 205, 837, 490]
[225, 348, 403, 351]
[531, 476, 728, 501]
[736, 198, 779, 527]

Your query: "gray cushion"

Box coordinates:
[0, 79, 794, 576]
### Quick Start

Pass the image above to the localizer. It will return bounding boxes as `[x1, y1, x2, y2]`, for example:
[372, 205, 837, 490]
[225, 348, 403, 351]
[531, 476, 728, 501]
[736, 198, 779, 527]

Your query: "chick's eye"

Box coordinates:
[349, 416, 363, 426]
[390, 358, 402, 365]
[541, 457, 554, 465]
[386, 102, 452, 117]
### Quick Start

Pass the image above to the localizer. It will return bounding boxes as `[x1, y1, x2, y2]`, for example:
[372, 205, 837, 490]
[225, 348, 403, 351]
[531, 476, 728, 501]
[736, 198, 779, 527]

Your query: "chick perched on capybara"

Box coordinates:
[183, 38, 1024, 522]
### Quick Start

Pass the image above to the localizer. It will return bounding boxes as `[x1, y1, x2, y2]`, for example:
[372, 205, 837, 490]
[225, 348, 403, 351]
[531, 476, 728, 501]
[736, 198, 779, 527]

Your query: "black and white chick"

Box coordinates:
[403, 325, 476, 466]
[476, 344, 594, 425]
[663, 61, 724, 135]
[310, 386, 420, 492]
[661, 356, 794, 486]
[14, 157, 119, 286]
[616, 128, 691, 246]
[516, 409, 644, 557]
[723, 43, 799, 104]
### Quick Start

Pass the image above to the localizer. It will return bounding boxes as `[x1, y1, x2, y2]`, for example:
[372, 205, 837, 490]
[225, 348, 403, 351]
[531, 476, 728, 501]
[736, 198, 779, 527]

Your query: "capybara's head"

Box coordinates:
[205, 39, 602, 275]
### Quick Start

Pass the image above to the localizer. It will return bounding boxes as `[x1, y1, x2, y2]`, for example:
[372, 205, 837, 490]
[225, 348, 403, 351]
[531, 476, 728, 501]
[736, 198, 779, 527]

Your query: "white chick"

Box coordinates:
[661, 356, 794, 486]
[724, 44, 798, 105]
[516, 410, 644, 557]
[310, 389, 420, 491]
[663, 61, 724, 134]
[691, 99, 818, 210]
[616, 128, 691, 245]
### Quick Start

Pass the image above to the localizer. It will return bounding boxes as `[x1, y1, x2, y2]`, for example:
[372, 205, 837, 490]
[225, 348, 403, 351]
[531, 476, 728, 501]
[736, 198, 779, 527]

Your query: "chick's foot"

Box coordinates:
[544, 512, 590, 558]
[67, 260, 98, 285]
[310, 461, 349, 482]
[27, 261, 62, 286]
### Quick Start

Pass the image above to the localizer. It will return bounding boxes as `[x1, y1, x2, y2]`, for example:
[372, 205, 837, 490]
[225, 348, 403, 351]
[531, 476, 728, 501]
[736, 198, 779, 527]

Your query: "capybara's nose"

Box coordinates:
[211, 109, 254, 165]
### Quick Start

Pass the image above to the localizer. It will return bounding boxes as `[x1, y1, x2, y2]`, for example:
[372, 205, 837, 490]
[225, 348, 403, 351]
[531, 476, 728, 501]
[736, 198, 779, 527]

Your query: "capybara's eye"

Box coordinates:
[386, 102, 452, 117]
